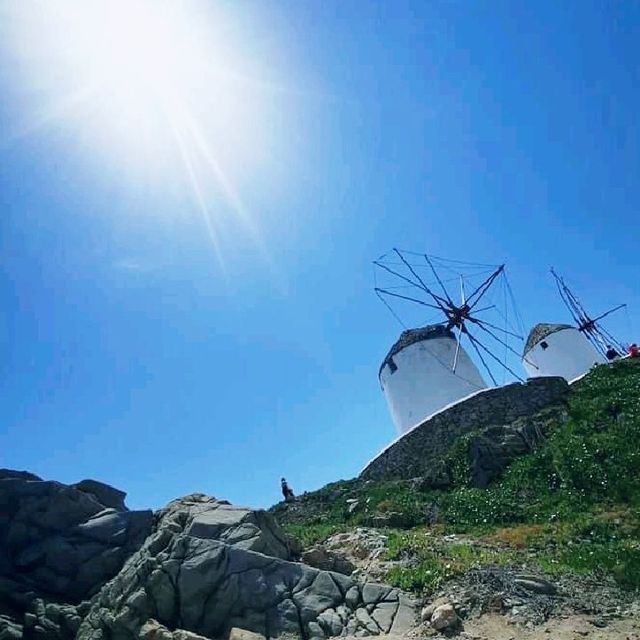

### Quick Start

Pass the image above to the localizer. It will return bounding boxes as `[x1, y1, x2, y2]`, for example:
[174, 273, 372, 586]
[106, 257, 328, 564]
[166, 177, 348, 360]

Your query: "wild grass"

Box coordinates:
[276, 360, 640, 590]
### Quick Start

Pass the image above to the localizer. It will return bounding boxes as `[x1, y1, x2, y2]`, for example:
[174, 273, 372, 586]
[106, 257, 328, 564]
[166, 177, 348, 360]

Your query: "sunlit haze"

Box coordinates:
[1, 2, 638, 511]
[2, 1, 289, 260]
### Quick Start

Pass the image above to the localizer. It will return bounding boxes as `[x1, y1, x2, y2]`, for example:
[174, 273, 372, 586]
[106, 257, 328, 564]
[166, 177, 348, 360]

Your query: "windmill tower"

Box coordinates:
[375, 250, 525, 435]
[522, 269, 626, 382]
[379, 325, 487, 434]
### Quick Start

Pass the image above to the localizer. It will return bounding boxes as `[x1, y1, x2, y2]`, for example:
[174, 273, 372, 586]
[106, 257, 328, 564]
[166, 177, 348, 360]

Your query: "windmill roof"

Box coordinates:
[379, 324, 455, 377]
[523, 323, 573, 356]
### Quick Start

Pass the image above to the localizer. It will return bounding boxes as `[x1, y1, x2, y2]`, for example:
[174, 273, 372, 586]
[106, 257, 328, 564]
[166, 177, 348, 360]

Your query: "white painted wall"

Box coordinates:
[523, 327, 605, 382]
[380, 336, 488, 435]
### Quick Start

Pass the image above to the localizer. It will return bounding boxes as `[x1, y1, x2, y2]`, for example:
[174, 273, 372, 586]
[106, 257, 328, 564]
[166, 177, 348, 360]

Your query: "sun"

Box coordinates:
[3, 0, 282, 260]
[6, 0, 260, 157]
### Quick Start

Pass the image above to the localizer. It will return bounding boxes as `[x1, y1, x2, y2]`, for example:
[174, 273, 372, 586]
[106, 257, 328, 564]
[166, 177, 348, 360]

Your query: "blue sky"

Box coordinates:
[1, 1, 638, 511]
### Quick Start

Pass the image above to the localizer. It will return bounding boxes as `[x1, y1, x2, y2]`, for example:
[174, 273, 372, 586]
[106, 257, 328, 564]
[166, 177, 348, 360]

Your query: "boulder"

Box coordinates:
[77, 494, 418, 640]
[413, 462, 452, 491]
[429, 604, 458, 631]
[72, 479, 128, 512]
[514, 575, 557, 595]
[469, 408, 567, 488]
[300, 546, 356, 575]
[0, 471, 153, 607]
[228, 628, 266, 640]
[421, 598, 451, 623]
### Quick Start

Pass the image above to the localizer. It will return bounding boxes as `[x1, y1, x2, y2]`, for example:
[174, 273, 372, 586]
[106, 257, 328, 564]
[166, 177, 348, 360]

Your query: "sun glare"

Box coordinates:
[3, 0, 284, 262]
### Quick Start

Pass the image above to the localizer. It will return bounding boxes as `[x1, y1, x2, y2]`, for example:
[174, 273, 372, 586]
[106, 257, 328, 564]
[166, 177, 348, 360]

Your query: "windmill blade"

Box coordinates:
[466, 265, 505, 310]
[465, 331, 498, 385]
[551, 268, 588, 327]
[590, 303, 627, 325]
[374, 288, 443, 311]
[452, 325, 463, 373]
[467, 330, 525, 383]
[375, 289, 407, 329]
[374, 260, 430, 295]
[468, 318, 532, 368]
[392, 249, 451, 310]
[473, 304, 496, 314]
[551, 268, 626, 353]
[470, 318, 523, 340]
[423, 252, 455, 306]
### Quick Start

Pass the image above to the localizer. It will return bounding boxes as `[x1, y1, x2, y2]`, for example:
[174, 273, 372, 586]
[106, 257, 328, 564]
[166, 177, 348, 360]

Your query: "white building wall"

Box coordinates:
[523, 327, 605, 382]
[380, 336, 488, 435]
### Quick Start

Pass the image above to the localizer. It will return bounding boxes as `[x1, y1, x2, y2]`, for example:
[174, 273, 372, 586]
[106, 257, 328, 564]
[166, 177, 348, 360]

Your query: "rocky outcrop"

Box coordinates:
[468, 406, 567, 488]
[0, 471, 153, 640]
[72, 479, 129, 512]
[0, 470, 153, 604]
[79, 494, 417, 640]
[300, 546, 356, 576]
[361, 377, 569, 482]
[0, 470, 153, 606]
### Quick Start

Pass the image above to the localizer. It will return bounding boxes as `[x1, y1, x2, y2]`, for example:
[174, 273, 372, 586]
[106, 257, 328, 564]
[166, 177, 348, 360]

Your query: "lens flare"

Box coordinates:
[2, 0, 285, 263]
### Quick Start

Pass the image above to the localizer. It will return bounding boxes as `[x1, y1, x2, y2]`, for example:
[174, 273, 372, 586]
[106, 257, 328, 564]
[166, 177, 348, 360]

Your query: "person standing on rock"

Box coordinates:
[281, 477, 294, 501]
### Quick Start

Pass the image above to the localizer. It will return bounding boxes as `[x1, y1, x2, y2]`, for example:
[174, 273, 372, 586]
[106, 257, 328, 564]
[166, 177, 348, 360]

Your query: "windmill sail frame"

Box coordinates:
[374, 249, 526, 385]
[550, 268, 626, 356]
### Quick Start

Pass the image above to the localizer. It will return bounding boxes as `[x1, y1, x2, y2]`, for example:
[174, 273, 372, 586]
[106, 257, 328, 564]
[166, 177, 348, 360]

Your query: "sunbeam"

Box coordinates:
[2, 0, 286, 264]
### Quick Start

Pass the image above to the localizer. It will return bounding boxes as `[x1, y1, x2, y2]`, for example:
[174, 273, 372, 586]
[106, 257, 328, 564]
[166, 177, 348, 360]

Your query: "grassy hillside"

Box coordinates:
[272, 359, 640, 592]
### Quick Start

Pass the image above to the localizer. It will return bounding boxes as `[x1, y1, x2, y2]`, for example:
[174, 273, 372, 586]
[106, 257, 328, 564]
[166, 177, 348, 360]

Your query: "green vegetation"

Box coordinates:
[385, 529, 517, 593]
[275, 360, 640, 592]
[283, 523, 347, 547]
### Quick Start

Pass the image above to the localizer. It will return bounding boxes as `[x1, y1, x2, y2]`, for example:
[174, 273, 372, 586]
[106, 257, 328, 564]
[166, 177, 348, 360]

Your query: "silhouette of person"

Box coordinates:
[281, 477, 294, 501]
[605, 345, 619, 361]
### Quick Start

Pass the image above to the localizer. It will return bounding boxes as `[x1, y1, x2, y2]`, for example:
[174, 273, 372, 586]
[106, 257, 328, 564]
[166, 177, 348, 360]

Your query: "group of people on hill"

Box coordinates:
[606, 343, 639, 360]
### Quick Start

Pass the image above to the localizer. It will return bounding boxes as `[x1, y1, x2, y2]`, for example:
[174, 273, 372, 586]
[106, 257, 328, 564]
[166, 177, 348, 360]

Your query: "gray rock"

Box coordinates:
[228, 628, 266, 640]
[514, 575, 558, 595]
[468, 408, 565, 488]
[421, 598, 451, 622]
[72, 480, 128, 512]
[187, 504, 289, 559]
[0, 470, 153, 618]
[77, 494, 416, 640]
[413, 462, 452, 490]
[430, 604, 458, 631]
[301, 546, 356, 575]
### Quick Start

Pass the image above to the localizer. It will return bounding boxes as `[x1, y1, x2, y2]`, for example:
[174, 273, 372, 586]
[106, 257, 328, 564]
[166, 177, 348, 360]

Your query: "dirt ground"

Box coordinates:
[461, 613, 640, 640]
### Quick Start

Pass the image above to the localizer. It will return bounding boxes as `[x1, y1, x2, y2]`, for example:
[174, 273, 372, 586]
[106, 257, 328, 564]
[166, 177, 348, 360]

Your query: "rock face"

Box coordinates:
[300, 546, 357, 575]
[468, 406, 568, 488]
[360, 377, 569, 482]
[79, 494, 417, 640]
[0, 470, 153, 639]
[0, 469, 152, 603]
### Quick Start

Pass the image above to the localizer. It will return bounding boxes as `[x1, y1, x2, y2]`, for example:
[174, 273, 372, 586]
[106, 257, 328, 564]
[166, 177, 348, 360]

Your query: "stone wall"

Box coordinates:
[361, 377, 570, 481]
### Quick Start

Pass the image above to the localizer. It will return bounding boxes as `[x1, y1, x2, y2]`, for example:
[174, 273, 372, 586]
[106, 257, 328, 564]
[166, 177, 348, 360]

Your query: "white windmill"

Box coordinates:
[374, 249, 525, 435]
[522, 269, 627, 382]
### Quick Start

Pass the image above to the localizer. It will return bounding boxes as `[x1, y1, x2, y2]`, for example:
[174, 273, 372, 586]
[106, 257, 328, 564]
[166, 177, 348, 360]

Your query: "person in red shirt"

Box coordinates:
[629, 343, 640, 358]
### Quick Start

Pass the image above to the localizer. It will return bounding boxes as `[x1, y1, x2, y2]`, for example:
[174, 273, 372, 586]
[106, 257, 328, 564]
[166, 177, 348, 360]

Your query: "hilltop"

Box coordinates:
[0, 360, 638, 640]
[270, 359, 640, 637]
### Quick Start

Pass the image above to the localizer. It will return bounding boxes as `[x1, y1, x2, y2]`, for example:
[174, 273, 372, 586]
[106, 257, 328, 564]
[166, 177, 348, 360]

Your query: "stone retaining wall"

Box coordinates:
[361, 377, 570, 481]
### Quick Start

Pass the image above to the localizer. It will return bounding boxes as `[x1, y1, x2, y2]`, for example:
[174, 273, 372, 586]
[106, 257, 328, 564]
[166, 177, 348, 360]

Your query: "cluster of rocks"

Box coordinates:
[0, 470, 418, 640]
[0, 469, 153, 639]
[417, 566, 640, 635]
[79, 494, 417, 640]
[298, 529, 404, 586]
